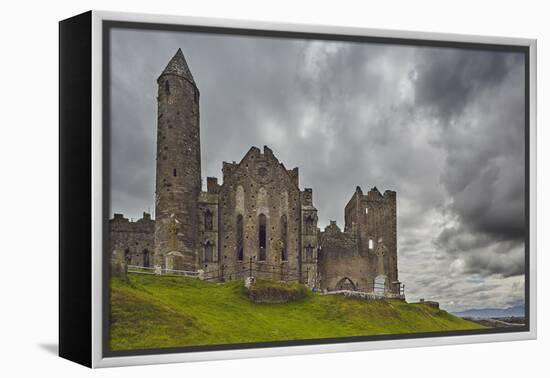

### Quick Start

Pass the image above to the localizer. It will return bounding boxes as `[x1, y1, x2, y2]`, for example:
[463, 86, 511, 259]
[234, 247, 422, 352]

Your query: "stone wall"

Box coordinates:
[317, 221, 366, 290]
[154, 49, 202, 271]
[198, 178, 220, 274]
[109, 213, 154, 267]
[108, 49, 401, 293]
[301, 188, 319, 287]
[342, 186, 399, 293]
[218, 146, 303, 282]
[318, 186, 399, 294]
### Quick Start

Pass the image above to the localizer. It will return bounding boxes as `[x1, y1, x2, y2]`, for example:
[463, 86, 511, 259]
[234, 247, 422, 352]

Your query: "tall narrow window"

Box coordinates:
[305, 244, 313, 262]
[173, 168, 177, 177]
[143, 249, 150, 267]
[165, 80, 170, 94]
[204, 210, 213, 231]
[305, 215, 314, 234]
[280, 215, 288, 261]
[369, 239, 374, 250]
[204, 241, 213, 263]
[259, 214, 267, 261]
[236, 214, 244, 261]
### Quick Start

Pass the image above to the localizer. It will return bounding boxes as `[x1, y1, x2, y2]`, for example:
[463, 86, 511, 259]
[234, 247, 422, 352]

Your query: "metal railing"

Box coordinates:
[127, 265, 200, 277]
[201, 259, 309, 283]
[331, 280, 405, 298]
[126, 262, 405, 298]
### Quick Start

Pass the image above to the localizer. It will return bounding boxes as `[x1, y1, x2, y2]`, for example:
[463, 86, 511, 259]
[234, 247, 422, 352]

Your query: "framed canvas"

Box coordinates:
[59, 10, 537, 368]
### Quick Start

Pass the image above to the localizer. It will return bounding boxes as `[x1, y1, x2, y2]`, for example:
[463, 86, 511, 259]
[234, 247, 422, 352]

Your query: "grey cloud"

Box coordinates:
[414, 49, 521, 123]
[435, 223, 525, 278]
[413, 48, 526, 280]
[413, 49, 525, 244]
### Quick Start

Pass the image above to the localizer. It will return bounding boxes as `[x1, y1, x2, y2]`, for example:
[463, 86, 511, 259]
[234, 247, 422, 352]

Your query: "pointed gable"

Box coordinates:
[221, 146, 299, 191]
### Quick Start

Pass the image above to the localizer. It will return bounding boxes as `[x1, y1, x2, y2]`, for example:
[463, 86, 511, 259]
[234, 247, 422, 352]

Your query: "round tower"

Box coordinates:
[154, 48, 201, 271]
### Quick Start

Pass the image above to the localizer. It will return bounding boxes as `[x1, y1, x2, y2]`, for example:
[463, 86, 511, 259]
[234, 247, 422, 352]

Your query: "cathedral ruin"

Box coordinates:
[110, 49, 401, 294]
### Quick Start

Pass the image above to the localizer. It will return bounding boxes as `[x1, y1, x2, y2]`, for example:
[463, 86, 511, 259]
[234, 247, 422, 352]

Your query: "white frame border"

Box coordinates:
[90, 10, 537, 368]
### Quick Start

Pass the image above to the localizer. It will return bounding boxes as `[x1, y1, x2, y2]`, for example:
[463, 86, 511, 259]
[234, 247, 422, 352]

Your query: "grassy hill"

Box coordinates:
[110, 273, 484, 351]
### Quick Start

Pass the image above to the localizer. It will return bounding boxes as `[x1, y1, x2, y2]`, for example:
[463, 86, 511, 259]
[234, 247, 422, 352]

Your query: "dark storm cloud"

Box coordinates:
[411, 48, 526, 280]
[414, 49, 522, 123]
[414, 49, 525, 231]
[110, 29, 526, 311]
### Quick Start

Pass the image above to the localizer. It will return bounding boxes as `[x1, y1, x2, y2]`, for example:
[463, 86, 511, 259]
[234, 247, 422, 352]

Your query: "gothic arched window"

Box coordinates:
[305, 244, 314, 262]
[258, 214, 267, 261]
[305, 215, 315, 234]
[236, 214, 244, 261]
[204, 210, 213, 231]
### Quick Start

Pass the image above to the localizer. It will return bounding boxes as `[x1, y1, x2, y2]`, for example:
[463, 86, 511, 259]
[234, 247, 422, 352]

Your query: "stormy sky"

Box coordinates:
[109, 28, 526, 312]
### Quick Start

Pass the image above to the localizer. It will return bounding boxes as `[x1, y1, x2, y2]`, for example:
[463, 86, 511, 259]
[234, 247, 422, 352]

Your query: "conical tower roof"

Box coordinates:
[158, 48, 196, 85]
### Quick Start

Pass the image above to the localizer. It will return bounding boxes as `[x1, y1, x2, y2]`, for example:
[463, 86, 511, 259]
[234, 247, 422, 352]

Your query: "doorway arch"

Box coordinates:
[335, 277, 356, 291]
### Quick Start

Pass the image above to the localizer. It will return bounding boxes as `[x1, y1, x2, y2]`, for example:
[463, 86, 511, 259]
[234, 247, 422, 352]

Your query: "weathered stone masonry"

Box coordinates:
[109, 213, 154, 267]
[154, 48, 201, 272]
[109, 49, 401, 294]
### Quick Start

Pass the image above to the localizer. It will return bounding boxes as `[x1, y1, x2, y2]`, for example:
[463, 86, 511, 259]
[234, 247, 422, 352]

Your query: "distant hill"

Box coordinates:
[110, 274, 484, 351]
[452, 305, 524, 319]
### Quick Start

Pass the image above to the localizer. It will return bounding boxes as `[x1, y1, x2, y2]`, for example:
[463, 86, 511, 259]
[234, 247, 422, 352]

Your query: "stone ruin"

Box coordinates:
[109, 48, 402, 296]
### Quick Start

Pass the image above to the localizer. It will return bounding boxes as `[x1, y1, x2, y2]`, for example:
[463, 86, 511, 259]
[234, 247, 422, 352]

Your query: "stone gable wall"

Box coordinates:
[218, 146, 302, 281]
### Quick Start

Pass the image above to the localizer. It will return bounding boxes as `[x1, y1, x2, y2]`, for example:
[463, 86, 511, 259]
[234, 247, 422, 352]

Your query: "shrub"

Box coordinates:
[246, 279, 310, 303]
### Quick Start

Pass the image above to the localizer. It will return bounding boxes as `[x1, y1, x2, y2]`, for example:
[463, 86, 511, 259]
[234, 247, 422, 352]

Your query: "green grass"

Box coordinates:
[110, 273, 484, 351]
